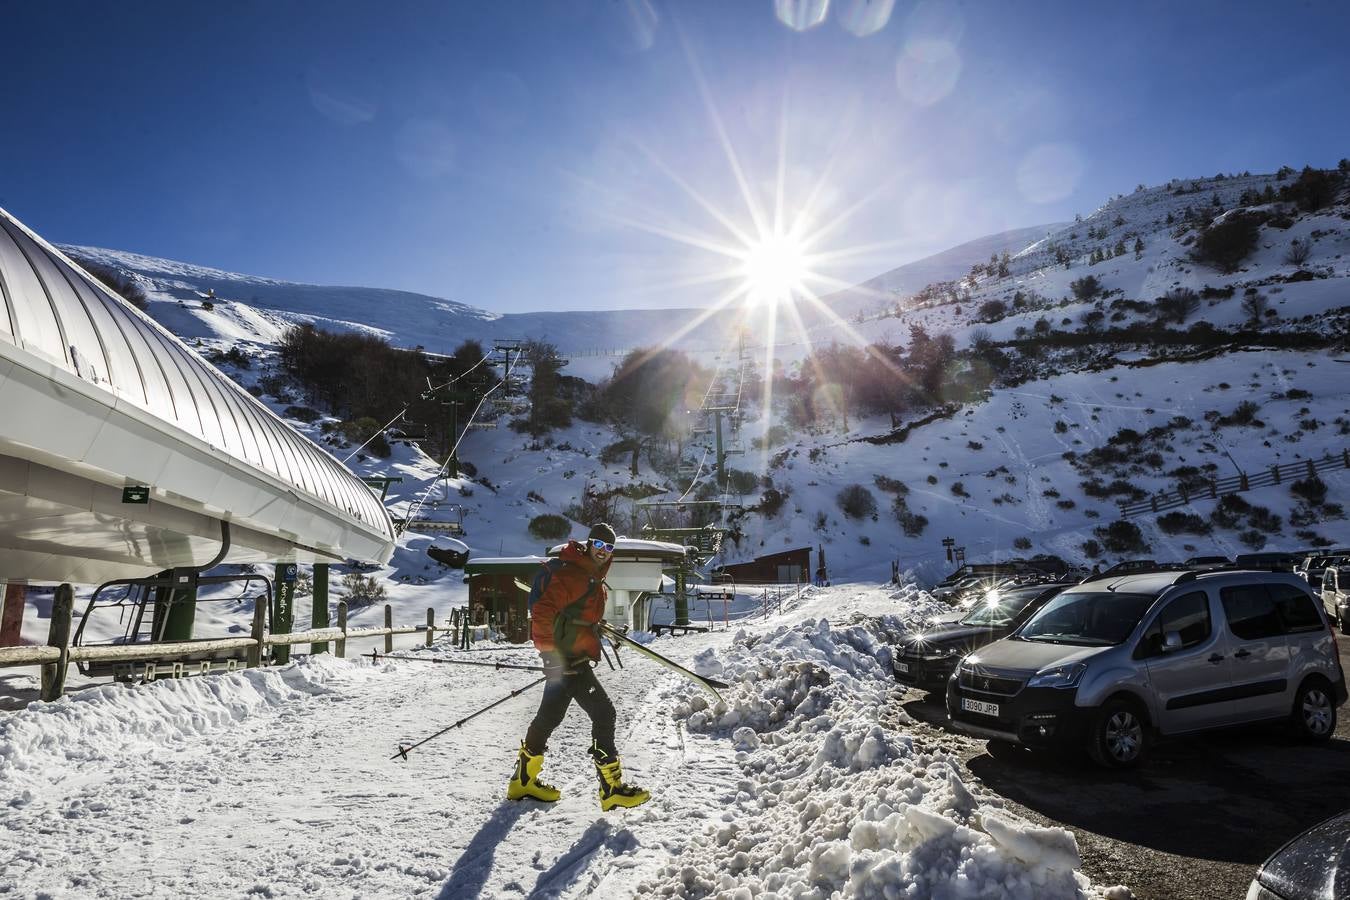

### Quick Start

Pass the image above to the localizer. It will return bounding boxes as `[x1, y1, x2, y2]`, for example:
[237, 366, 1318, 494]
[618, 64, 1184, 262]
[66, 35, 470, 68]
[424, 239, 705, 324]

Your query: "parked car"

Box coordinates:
[895, 584, 1067, 694]
[1185, 555, 1231, 567]
[1321, 567, 1350, 634]
[932, 575, 996, 604]
[946, 569, 1347, 767]
[1246, 807, 1350, 900]
[1233, 552, 1303, 572]
[1298, 554, 1350, 588]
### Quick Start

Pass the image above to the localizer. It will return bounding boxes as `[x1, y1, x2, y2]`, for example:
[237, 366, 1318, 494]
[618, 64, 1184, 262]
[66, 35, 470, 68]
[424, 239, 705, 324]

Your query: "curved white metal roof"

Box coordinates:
[0, 206, 395, 583]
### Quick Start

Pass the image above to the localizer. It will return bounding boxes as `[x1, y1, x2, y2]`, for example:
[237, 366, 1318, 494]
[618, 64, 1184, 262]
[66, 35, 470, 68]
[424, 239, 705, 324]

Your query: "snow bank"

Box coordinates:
[0, 655, 374, 793]
[648, 591, 1125, 899]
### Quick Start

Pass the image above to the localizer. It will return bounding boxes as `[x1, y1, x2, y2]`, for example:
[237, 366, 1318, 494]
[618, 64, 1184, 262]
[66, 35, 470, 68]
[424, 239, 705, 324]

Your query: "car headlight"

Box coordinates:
[1026, 662, 1088, 689]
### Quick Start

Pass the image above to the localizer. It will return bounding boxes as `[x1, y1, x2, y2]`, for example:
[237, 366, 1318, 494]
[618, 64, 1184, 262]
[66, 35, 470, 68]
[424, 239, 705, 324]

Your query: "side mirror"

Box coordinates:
[1162, 630, 1183, 653]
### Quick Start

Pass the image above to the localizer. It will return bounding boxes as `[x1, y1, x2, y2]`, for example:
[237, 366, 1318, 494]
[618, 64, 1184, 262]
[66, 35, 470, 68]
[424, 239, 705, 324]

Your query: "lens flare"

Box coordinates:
[740, 231, 809, 306]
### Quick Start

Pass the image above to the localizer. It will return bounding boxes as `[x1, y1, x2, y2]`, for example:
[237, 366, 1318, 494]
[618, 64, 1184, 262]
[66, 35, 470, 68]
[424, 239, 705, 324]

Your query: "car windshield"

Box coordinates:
[960, 589, 1047, 627]
[1015, 592, 1156, 646]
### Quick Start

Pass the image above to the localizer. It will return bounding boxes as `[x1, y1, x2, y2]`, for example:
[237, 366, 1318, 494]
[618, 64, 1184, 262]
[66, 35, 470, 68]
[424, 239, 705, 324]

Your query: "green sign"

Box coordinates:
[122, 486, 150, 504]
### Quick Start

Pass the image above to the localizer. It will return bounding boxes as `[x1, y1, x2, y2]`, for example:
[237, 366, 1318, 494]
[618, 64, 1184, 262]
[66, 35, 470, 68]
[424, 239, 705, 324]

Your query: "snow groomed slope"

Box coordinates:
[0, 207, 394, 584]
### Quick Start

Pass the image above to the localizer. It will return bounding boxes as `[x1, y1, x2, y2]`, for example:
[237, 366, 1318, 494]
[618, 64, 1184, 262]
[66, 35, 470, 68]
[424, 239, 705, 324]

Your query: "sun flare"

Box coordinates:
[739, 231, 810, 306]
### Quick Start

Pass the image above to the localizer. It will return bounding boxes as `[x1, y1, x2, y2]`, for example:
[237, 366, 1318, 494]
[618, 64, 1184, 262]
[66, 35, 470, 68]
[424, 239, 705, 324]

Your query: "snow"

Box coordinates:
[0, 583, 1129, 899]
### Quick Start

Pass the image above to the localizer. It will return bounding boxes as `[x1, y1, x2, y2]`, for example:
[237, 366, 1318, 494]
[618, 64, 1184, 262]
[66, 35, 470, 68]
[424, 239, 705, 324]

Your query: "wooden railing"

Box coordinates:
[0, 586, 482, 701]
[1119, 448, 1350, 518]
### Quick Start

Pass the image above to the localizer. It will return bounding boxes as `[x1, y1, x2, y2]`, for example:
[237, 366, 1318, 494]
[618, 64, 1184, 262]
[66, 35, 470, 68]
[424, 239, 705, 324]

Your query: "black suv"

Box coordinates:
[894, 584, 1067, 694]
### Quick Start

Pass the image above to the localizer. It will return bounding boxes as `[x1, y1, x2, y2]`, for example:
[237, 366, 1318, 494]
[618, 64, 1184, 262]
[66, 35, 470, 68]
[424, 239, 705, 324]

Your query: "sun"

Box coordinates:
[739, 231, 810, 306]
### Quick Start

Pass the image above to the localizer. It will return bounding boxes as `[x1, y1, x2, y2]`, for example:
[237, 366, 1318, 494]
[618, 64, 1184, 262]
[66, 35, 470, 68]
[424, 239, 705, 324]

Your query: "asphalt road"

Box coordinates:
[891, 631, 1350, 900]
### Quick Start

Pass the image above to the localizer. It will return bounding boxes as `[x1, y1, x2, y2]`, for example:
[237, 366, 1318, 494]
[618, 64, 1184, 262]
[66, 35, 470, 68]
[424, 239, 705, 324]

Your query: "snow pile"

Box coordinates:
[649, 610, 1123, 899]
[0, 654, 373, 792]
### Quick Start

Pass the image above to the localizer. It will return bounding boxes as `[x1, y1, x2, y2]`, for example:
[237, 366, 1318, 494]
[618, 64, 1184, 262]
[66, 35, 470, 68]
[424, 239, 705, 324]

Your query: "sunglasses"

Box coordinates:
[589, 539, 615, 553]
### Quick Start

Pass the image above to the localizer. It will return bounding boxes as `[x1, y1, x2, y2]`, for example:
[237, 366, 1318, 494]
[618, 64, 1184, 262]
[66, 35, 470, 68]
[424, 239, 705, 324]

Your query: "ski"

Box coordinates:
[598, 622, 729, 703]
[369, 650, 548, 672]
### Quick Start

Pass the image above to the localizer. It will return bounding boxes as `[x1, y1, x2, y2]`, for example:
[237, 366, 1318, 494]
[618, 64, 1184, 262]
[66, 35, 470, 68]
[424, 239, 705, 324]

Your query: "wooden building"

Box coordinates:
[463, 556, 545, 643]
[719, 547, 811, 584]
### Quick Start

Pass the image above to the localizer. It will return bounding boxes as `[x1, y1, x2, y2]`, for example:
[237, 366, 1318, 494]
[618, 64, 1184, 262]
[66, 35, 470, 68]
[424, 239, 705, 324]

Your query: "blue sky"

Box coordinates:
[2, 0, 1348, 313]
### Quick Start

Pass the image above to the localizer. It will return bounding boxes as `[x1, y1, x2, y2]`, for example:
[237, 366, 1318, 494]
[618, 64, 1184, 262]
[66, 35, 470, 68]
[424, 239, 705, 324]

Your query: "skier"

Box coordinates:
[506, 523, 650, 811]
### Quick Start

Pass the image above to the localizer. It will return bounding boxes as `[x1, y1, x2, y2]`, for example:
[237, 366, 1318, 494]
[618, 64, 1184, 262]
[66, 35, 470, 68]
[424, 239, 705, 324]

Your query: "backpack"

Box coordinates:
[527, 557, 600, 611]
[527, 558, 568, 611]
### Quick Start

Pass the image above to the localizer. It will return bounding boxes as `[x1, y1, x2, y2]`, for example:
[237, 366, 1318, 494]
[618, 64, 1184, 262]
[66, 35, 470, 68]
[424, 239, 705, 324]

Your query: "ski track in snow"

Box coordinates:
[0, 586, 1129, 899]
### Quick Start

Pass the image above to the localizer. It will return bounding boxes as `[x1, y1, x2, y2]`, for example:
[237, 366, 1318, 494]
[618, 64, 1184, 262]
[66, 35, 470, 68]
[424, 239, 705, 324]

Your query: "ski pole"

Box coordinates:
[391, 675, 548, 761]
[369, 650, 549, 672]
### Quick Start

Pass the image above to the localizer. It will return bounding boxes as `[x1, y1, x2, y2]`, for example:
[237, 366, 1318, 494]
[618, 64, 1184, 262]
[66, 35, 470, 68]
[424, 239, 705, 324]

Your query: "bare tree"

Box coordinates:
[1240, 291, 1268, 325]
[1283, 238, 1311, 265]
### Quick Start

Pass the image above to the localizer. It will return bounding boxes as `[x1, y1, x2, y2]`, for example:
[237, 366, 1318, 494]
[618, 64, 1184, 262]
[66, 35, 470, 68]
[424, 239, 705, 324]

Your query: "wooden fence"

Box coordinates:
[1119, 448, 1350, 518]
[0, 586, 481, 701]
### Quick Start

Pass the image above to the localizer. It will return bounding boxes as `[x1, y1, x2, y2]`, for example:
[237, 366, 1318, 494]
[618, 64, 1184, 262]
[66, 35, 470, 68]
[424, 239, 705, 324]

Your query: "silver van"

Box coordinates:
[946, 570, 1347, 767]
[1322, 566, 1349, 634]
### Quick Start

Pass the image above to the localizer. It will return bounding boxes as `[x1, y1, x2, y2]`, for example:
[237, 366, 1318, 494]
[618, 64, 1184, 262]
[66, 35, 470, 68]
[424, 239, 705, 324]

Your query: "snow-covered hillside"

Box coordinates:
[46, 165, 1350, 591]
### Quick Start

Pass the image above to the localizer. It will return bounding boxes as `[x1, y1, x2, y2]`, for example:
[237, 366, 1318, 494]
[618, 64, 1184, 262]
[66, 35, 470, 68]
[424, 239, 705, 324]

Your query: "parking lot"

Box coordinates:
[893, 631, 1350, 900]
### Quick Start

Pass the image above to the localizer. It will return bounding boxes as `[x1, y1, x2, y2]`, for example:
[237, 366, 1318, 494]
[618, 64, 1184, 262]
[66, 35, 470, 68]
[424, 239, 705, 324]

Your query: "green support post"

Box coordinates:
[674, 569, 689, 627]
[713, 409, 726, 485]
[153, 571, 197, 641]
[272, 563, 297, 665]
[310, 563, 329, 655]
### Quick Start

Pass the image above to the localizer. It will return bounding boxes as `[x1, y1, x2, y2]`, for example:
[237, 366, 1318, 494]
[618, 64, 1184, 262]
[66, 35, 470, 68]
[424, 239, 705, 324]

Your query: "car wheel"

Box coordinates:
[1291, 679, 1336, 741]
[1088, 699, 1148, 768]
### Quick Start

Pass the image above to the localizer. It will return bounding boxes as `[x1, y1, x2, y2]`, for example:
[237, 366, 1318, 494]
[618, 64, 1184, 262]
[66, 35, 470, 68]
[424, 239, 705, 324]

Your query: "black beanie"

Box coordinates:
[587, 522, 617, 544]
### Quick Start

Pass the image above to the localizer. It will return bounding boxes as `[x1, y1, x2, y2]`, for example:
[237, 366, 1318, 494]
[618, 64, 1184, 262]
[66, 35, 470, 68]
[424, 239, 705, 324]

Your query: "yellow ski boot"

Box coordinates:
[507, 741, 561, 803]
[589, 743, 650, 811]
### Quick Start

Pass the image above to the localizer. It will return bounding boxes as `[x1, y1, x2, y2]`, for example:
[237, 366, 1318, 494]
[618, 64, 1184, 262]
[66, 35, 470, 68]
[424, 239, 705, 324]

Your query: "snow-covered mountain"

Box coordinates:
[57, 166, 1350, 584]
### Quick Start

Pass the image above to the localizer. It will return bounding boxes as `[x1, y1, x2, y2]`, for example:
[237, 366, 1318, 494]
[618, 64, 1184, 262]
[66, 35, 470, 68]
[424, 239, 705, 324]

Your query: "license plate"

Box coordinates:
[894, 661, 909, 674]
[962, 698, 999, 717]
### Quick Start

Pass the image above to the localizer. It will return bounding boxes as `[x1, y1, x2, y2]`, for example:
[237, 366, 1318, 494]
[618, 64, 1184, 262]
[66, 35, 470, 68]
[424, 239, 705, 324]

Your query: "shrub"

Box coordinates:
[951, 481, 969, 498]
[1082, 539, 1102, 558]
[1094, 520, 1148, 554]
[1291, 475, 1328, 506]
[1283, 239, 1312, 265]
[1157, 512, 1212, 535]
[1237, 529, 1267, 550]
[1154, 288, 1200, 325]
[1070, 275, 1103, 301]
[528, 514, 571, 541]
[759, 488, 787, 517]
[339, 418, 391, 458]
[1216, 401, 1262, 427]
[978, 300, 1007, 322]
[1013, 536, 1032, 550]
[1279, 166, 1341, 212]
[1240, 291, 1268, 324]
[893, 495, 928, 537]
[1192, 212, 1263, 272]
[339, 572, 386, 608]
[284, 405, 321, 423]
[723, 468, 761, 495]
[873, 474, 908, 495]
[1056, 499, 1076, 510]
[1246, 506, 1283, 534]
[77, 261, 150, 311]
[836, 484, 878, 520]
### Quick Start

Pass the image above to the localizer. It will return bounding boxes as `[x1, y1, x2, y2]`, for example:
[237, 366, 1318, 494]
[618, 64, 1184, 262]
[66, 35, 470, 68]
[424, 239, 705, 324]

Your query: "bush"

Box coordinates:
[1154, 288, 1200, 325]
[951, 481, 969, 498]
[1279, 166, 1341, 212]
[1070, 275, 1102, 301]
[1291, 475, 1328, 506]
[528, 514, 571, 541]
[77, 260, 150, 311]
[1283, 239, 1312, 265]
[1082, 539, 1102, 558]
[893, 496, 928, 537]
[1157, 512, 1212, 535]
[339, 418, 391, 458]
[1192, 212, 1263, 272]
[1094, 520, 1148, 554]
[1013, 536, 1032, 550]
[759, 488, 787, 517]
[836, 484, 878, 520]
[724, 468, 761, 495]
[978, 300, 1008, 322]
[339, 572, 386, 608]
[1237, 529, 1267, 550]
[1216, 401, 1262, 427]
[873, 474, 909, 495]
[284, 405, 322, 423]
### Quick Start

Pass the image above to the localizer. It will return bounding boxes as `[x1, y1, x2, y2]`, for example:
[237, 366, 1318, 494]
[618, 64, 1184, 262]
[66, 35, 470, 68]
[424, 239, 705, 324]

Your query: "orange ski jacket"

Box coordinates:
[530, 540, 610, 660]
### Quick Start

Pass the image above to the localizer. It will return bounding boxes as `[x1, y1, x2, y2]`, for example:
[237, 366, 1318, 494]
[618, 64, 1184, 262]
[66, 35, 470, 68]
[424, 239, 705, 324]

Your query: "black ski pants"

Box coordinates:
[524, 652, 616, 759]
